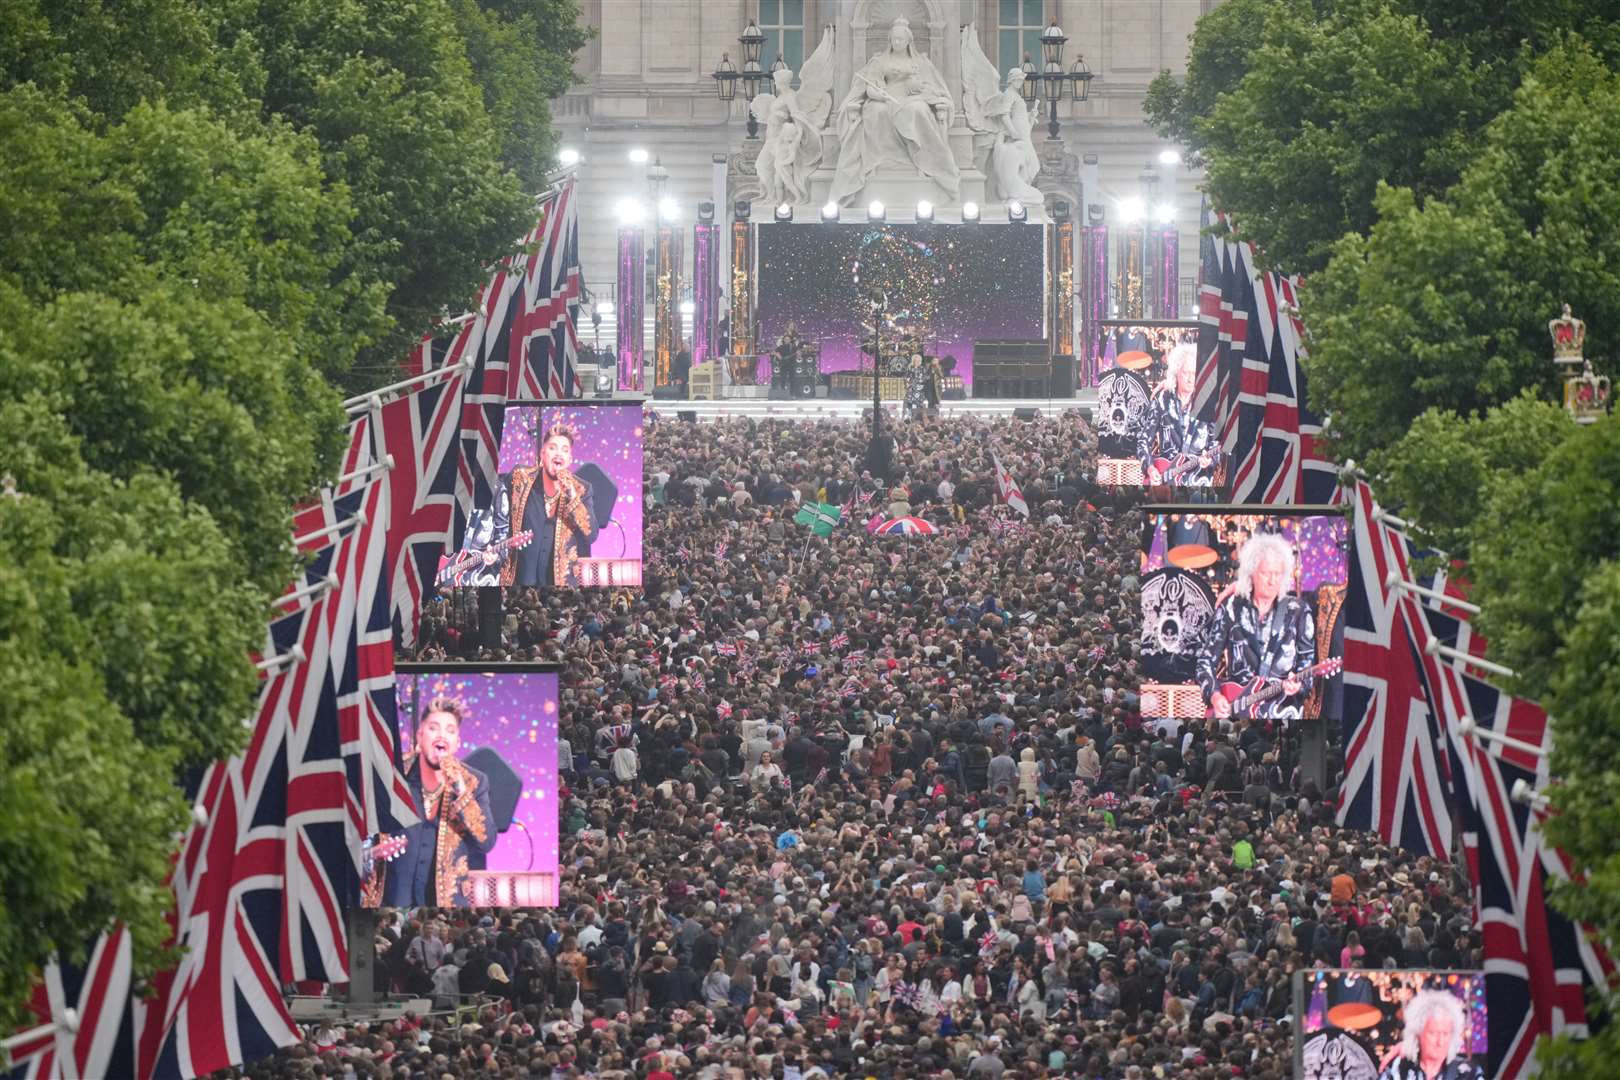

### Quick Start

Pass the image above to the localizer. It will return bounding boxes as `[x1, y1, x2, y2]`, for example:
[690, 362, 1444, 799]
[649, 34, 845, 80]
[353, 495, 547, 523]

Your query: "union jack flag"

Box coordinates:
[291, 415, 375, 547]
[846, 649, 866, 661]
[1449, 673, 1613, 1078]
[801, 642, 821, 656]
[716, 700, 733, 720]
[675, 545, 691, 562]
[1336, 481, 1455, 858]
[716, 641, 738, 656]
[977, 930, 1001, 957]
[451, 271, 514, 554]
[371, 369, 464, 648]
[691, 673, 706, 692]
[4, 924, 142, 1080]
[509, 176, 583, 401]
[714, 541, 728, 561]
[829, 632, 849, 652]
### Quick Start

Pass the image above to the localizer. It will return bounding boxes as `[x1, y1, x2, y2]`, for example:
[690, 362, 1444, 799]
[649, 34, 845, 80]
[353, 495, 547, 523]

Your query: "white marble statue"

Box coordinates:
[750, 28, 836, 207]
[960, 23, 1043, 205]
[829, 17, 960, 206]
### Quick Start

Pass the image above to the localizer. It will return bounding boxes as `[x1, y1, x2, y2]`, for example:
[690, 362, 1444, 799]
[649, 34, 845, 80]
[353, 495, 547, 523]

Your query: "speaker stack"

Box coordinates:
[791, 352, 820, 398]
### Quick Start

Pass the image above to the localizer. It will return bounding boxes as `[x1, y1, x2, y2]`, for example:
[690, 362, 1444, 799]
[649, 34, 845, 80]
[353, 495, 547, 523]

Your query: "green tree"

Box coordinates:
[451, 0, 592, 191]
[1303, 45, 1620, 462]
[1368, 393, 1572, 559]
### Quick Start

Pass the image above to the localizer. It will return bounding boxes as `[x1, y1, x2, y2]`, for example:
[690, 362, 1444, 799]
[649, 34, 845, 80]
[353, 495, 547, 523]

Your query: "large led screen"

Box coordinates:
[756, 223, 1045, 393]
[1093, 320, 1224, 493]
[1137, 508, 1347, 722]
[363, 665, 559, 909]
[1294, 969, 1487, 1080]
[438, 401, 643, 590]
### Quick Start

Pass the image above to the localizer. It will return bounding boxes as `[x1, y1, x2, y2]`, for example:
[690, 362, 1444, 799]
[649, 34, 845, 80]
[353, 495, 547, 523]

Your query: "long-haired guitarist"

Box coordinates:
[492, 420, 598, 587]
[1136, 342, 1217, 487]
[1196, 532, 1316, 721]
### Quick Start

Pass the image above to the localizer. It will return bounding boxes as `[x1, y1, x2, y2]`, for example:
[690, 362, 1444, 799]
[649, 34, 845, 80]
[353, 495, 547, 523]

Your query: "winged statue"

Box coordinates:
[750, 26, 836, 207]
[960, 23, 1043, 204]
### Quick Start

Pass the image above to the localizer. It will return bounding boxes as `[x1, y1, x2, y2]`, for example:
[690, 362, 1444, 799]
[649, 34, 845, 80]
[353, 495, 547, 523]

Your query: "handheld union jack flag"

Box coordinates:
[714, 541, 728, 561]
[716, 641, 738, 656]
[829, 631, 850, 652]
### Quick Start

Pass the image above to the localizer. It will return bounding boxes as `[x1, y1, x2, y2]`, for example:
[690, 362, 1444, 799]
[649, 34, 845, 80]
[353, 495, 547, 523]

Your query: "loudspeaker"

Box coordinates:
[866, 434, 896, 480]
[1014, 407, 1040, 422]
[1050, 354, 1077, 398]
[476, 587, 503, 651]
[794, 378, 816, 398]
[678, 410, 697, 423]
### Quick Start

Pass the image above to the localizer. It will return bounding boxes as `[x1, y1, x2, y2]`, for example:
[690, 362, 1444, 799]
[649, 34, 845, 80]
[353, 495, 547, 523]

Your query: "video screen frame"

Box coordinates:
[1293, 968, 1488, 1080]
[1094, 319, 1226, 494]
[1137, 504, 1347, 725]
[362, 662, 561, 910]
[439, 400, 644, 591]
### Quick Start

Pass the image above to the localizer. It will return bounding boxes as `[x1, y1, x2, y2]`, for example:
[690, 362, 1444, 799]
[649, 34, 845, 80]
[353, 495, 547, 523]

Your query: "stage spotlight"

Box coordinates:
[1086, 203, 1105, 225]
[775, 202, 793, 222]
[962, 201, 981, 222]
[1008, 200, 1028, 223]
[697, 201, 715, 222]
[1119, 196, 1146, 224]
[733, 199, 751, 222]
[915, 199, 934, 222]
[594, 300, 615, 316]
[1157, 148, 1182, 166]
[658, 196, 680, 222]
[1154, 202, 1176, 225]
[558, 147, 581, 167]
[820, 200, 839, 222]
[867, 200, 886, 221]
[614, 199, 646, 226]
[628, 147, 650, 164]
[1051, 200, 1071, 222]
[679, 300, 696, 316]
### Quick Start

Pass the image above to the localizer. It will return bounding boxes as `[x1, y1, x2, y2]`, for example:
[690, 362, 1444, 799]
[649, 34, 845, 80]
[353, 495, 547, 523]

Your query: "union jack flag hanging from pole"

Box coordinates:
[511, 177, 584, 400]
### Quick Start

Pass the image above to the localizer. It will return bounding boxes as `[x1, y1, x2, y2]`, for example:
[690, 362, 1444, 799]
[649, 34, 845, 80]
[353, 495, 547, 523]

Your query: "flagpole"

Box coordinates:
[342, 357, 473, 414]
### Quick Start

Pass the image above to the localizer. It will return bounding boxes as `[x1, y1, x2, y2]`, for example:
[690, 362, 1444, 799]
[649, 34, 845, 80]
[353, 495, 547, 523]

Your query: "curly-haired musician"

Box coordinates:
[1136, 343, 1217, 487]
[1196, 532, 1316, 722]
[375, 697, 495, 907]
[493, 421, 599, 587]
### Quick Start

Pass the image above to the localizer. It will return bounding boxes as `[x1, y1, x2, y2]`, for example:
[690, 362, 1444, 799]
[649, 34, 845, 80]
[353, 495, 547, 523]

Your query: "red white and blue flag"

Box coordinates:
[511, 177, 583, 400]
[1336, 480, 1455, 859]
[4, 925, 141, 1080]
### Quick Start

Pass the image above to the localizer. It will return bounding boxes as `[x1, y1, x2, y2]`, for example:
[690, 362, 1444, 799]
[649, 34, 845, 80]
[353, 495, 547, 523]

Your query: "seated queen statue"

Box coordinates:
[829, 17, 961, 206]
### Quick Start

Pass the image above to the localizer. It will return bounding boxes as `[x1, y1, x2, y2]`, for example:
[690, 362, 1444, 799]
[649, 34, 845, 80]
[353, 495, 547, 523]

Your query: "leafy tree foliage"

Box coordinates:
[0, 0, 587, 1030]
[1304, 45, 1620, 462]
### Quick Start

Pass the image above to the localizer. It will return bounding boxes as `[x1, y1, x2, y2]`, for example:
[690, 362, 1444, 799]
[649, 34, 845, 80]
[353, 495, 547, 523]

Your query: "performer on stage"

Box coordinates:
[494, 421, 598, 587]
[904, 351, 943, 421]
[1136, 342, 1217, 487]
[1196, 532, 1316, 722]
[773, 323, 805, 390]
[378, 697, 496, 907]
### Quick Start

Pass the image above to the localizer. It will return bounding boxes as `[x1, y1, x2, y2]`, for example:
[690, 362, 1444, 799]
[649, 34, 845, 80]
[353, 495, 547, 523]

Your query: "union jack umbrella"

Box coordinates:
[873, 515, 937, 537]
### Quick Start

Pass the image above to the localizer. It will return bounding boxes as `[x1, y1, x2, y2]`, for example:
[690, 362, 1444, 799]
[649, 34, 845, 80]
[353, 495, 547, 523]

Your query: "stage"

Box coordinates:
[643, 389, 1096, 422]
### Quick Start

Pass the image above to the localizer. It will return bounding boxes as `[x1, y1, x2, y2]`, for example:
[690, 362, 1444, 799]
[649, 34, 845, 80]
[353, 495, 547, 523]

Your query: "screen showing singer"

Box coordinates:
[437, 402, 643, 591]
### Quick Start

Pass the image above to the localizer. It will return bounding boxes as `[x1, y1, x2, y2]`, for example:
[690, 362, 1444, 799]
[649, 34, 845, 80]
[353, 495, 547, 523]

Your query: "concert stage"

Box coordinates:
[644, 389, 1097, 423]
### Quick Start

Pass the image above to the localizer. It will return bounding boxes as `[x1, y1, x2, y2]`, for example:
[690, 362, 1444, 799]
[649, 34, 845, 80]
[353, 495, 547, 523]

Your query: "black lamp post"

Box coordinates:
[1036, 20, 1094, 139]
[712, 21, 770, 138]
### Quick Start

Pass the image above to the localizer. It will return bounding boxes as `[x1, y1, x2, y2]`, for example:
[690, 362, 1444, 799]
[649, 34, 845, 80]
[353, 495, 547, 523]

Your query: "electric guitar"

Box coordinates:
[436, 530, 534, 586]
[1153, 449, 1219, 485]
[1208, 657, 1343, 721]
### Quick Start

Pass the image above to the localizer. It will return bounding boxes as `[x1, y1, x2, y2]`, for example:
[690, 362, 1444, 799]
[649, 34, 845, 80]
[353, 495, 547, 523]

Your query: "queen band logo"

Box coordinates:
[1300, 1031, 1378, 1080]
[1096, 367, 1149, 438]
[1139, 567, 1215, 659]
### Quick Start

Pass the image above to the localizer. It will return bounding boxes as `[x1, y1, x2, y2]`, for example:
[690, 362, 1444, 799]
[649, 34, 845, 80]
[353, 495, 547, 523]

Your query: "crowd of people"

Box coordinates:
[250, 410, 1476, 1079]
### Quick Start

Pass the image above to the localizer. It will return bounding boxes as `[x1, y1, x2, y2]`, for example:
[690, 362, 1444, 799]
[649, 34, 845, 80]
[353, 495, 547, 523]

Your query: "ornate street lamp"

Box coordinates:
[1019, 53, 1039, 104]
[1036, 21, 1095, 139]
[712, 21, 771, 138]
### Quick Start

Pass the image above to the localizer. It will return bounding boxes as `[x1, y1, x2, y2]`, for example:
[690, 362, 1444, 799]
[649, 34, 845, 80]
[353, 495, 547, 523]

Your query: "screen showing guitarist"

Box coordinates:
[1136, 343, 1217, 487]
[492, 421, 598, 587]
[1197, 532, 1316, 721]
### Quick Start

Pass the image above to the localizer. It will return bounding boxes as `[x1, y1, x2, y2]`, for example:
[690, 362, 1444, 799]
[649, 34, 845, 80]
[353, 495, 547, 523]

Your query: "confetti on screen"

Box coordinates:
[756, 224, 1045, 392]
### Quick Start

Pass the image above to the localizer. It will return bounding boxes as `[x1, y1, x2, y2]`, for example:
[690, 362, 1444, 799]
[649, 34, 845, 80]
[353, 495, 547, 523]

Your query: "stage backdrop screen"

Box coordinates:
[756, 223, 1045, 393]
[1137, 508, 1347, 723]
[365, 666, 560, 909]
[440, 401, 643, 590]
[1294, 969, 1487, 1080]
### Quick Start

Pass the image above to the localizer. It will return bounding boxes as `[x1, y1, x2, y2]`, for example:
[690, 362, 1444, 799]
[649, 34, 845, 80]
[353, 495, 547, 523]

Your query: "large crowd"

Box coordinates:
[246, 409, 1477, 1079]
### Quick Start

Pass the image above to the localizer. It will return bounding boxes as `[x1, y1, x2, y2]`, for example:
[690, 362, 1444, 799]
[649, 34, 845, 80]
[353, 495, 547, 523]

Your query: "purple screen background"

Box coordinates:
[1144, 514, 1348, 592]
[756, 224, 1046, 392]
[397, 670, 559, 876]
[497, 403, 644, 564]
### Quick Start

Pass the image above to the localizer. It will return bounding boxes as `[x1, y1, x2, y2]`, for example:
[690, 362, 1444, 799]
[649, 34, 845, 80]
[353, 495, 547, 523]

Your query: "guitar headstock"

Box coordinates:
[1316, 657, 1343, 679]
[369, 834, 408, 862]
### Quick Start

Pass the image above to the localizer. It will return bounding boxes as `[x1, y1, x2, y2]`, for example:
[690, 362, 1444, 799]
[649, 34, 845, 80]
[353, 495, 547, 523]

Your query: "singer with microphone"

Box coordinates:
[377, 697, 496, 907]
[493, 420, 599, 587]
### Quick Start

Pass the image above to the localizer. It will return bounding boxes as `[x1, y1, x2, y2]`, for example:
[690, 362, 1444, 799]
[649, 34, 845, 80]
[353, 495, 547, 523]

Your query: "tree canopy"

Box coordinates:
[0, 0, 586, 1031]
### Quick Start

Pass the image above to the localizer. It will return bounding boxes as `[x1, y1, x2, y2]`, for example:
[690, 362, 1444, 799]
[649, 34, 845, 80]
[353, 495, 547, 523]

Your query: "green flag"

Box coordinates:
[794, 501, 842, 537]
